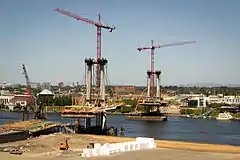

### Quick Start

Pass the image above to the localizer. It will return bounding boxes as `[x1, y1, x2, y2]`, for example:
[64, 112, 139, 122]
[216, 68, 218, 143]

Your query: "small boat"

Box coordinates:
[216, 112, 233, 120]
[186, 114, 194, 118]
[9, 149, 23, 155]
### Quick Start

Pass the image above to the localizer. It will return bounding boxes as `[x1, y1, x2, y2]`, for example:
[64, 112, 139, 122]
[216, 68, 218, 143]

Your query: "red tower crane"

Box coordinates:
[55, 8, 115, 88]
[137, 40, 196, 97]
[22, 64, 31, 95]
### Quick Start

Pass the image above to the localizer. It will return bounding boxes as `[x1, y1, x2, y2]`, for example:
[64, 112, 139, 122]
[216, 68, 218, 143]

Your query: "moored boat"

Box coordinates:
[216, 112, 233, 120]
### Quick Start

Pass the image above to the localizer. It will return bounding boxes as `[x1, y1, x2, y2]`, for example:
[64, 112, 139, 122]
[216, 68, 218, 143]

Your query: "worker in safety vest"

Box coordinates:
[59, 139, 69, 151]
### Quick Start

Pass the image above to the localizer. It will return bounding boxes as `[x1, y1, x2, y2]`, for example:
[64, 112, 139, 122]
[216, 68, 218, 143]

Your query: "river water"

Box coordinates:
[0, 111, 239, 146]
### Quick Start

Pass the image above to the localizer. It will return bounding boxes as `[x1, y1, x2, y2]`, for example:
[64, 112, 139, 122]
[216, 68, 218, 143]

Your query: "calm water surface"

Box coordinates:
[0, 111, 239, 146]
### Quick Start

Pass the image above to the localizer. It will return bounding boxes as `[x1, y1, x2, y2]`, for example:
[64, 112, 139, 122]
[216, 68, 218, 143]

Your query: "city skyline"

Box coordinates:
[1, 0, 240, 86]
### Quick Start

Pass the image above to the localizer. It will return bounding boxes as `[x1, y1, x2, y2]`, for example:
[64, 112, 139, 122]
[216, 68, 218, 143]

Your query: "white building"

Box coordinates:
[180, 94, 240, 107]
[0, 95, 14, 105]
[180, 94, 207, 107]
[187, 96, 207, 107]
[219, 96, 240, 105]
[203, 95, 240, 105]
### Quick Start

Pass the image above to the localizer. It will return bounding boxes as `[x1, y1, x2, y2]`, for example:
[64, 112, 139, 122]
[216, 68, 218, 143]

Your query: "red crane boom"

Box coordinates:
[138, 40, 196, 97]
[22, 64, 31, 95]
[55, 8, 115, 88]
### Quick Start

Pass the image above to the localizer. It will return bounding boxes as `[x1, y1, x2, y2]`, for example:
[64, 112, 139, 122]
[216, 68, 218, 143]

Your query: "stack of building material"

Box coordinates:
[81, 137, 157, 157]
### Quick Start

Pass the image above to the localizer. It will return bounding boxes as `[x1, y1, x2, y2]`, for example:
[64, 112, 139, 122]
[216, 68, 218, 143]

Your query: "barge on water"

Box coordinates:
[125, 115, 167, 121]
[0, 120, 65, 144]
[0, 130, 29, 144]
[61, 106, 119, 136]
[125, 97, 168, 121]
[125, 112, 167, 121]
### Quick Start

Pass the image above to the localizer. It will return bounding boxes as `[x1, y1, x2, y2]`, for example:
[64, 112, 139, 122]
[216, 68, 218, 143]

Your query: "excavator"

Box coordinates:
[34, 101, 46, 120]
[22, 64, 46, 120]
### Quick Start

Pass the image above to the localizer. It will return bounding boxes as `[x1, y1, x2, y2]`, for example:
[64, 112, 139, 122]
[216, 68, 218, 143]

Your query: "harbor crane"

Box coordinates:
[22, 64, 31, 95]
[55, 8, 116, 89]
[137, 40, 196, 97]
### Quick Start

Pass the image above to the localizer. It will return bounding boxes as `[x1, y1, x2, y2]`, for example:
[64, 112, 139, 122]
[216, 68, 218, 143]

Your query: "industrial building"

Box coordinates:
[113, 85, 136, 94]
[219, 96, 240, 105]
[187, 96, 207, 107]
[181, 94, 240, 108]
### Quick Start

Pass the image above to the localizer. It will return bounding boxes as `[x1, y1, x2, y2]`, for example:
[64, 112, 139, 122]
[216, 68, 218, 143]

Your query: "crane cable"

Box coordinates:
[135, 87, 148, 111]
[78, 63, 87, 104]
[105, 64, 114, 97]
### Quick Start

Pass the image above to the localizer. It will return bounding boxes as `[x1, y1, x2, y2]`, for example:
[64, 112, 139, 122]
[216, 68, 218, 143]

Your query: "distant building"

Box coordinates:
[72, 93, 84, 105]
[180, 94, 207, 107]
[187, 97, 207, 108]
[0, 82, 18, 88]
[58, 81, 64, 88]
[219, 96, 240, 105]
[183, 94, 240, 107]
[1, 81, 7, 89]
[41, 82, 51, 90]
[8, 95, 36, 106]
[10, 84, 21, 88]
[30, 82, 41, 89]
[207, 95, 221, 104]
[113, 85, 136, 94]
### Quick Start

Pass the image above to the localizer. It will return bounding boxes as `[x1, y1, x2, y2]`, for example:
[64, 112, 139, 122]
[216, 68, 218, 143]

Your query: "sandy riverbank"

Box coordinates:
[0, 133, 239, 160]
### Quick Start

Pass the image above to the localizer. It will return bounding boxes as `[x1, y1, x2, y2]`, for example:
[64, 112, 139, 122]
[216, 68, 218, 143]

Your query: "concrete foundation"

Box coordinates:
[99, 58, 108, 103]
[84, 118, 91, 129]
[85, 58, 94, 102]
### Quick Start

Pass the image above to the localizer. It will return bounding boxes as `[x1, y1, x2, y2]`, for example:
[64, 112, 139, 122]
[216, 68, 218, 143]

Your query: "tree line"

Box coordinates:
[38, 95, 72, 106]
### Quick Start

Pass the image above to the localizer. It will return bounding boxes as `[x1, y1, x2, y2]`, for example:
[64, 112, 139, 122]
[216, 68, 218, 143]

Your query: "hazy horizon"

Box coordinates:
[1, 0, 240, 86]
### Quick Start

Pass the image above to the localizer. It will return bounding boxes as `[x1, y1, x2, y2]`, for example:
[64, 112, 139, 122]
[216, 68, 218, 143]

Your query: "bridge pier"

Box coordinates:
[84, 118, 91, 129]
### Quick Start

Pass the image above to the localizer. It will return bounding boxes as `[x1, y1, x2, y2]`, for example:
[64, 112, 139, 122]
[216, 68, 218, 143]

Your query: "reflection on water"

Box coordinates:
[0, 111, 239, 146]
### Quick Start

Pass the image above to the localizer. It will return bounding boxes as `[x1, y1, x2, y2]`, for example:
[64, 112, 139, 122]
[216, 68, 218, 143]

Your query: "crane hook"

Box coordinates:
[109, 26, 116, 32]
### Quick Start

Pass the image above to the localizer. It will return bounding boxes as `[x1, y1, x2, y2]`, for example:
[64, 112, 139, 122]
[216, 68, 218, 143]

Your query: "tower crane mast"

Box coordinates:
[55, 8, 115, 89]
[22, 64, 31, 95]
[137, 40, 196, 97]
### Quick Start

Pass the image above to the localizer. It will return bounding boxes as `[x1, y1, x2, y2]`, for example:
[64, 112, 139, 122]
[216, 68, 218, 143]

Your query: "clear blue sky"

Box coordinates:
[0, 0, 240, 86]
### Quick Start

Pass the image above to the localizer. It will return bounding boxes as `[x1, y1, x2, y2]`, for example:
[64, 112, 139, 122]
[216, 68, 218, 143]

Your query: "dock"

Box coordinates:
[0, 120, 64, 143]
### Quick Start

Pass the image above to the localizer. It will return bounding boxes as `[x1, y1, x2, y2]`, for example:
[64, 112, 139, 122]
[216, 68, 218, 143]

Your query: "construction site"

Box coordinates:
[2, 2, 240, 160]
[0, 6, 197, 140]
[53, 8, 196, 122]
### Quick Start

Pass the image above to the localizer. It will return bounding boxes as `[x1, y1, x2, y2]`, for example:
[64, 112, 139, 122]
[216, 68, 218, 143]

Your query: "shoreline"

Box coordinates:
[0, 133, 239, 160]
[1, 133, 239, 154]
[1, 110, 239, 120]
[83, 134, 240, 154]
